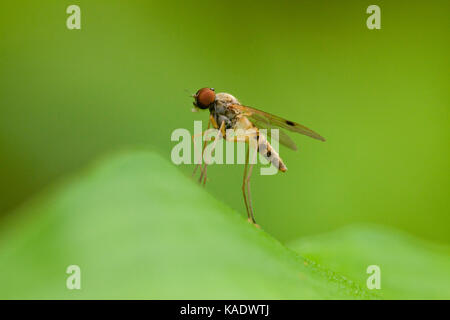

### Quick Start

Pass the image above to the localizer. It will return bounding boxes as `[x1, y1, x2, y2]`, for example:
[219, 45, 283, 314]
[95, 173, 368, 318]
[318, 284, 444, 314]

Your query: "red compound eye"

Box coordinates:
[195, 87, 215, 109]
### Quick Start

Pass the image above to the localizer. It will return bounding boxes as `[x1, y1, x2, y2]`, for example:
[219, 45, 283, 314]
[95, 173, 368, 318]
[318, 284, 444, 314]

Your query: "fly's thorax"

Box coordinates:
[210, 107, 235, 130]
[210, 93, 241, 130]
[214, 92, 240, 118]
[215, 92, 240, 106]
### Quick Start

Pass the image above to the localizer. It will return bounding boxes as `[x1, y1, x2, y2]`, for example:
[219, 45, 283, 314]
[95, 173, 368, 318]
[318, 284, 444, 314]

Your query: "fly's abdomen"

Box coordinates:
[253, 132, 287, 172]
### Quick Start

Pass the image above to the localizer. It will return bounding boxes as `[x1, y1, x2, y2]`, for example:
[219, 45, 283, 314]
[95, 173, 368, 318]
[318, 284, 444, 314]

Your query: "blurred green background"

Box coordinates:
[0, 0, 448, 245]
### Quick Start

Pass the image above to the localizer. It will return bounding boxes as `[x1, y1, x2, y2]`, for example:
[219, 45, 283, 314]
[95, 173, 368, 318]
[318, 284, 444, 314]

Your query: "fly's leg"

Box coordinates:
[242, 146, 250, 220]
[240, 135, 260, 228]
[192, 121, 211, 177]
[199, 121, 224, 185]
[224, 129, 260, 227]
[245, 144, 259, 228]
[201, 165, 208, 185]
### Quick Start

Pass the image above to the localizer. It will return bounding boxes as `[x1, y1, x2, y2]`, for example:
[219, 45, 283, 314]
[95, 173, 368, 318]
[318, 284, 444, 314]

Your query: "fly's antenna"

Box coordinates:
[184, 88, 195, 97]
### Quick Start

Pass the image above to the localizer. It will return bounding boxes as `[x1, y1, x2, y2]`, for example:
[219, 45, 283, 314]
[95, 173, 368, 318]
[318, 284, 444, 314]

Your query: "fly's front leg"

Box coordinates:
[192, 120, 211, 176]
[199, 121, 224, 185]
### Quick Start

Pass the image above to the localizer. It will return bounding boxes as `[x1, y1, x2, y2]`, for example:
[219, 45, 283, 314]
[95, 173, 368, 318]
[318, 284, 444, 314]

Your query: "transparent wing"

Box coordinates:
[229, 104, 326, 142]
[248, 117, 298, 151]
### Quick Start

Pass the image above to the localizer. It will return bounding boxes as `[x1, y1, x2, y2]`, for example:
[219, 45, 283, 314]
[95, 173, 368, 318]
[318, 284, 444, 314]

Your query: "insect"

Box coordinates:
[191, 87, 325, 227]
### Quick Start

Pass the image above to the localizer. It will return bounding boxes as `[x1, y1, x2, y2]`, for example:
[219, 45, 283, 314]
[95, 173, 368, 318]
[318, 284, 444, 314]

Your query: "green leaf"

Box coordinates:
[0, 150, 374, 299]
[288, 225, 450, 299]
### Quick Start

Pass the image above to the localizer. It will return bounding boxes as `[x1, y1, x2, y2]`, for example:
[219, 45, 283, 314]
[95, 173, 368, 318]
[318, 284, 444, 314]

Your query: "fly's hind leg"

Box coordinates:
[242, 141, 260, 228]
[246, 152, 259, 228]
[242, 146, 250, 221]
[227, 130, 260, 228]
